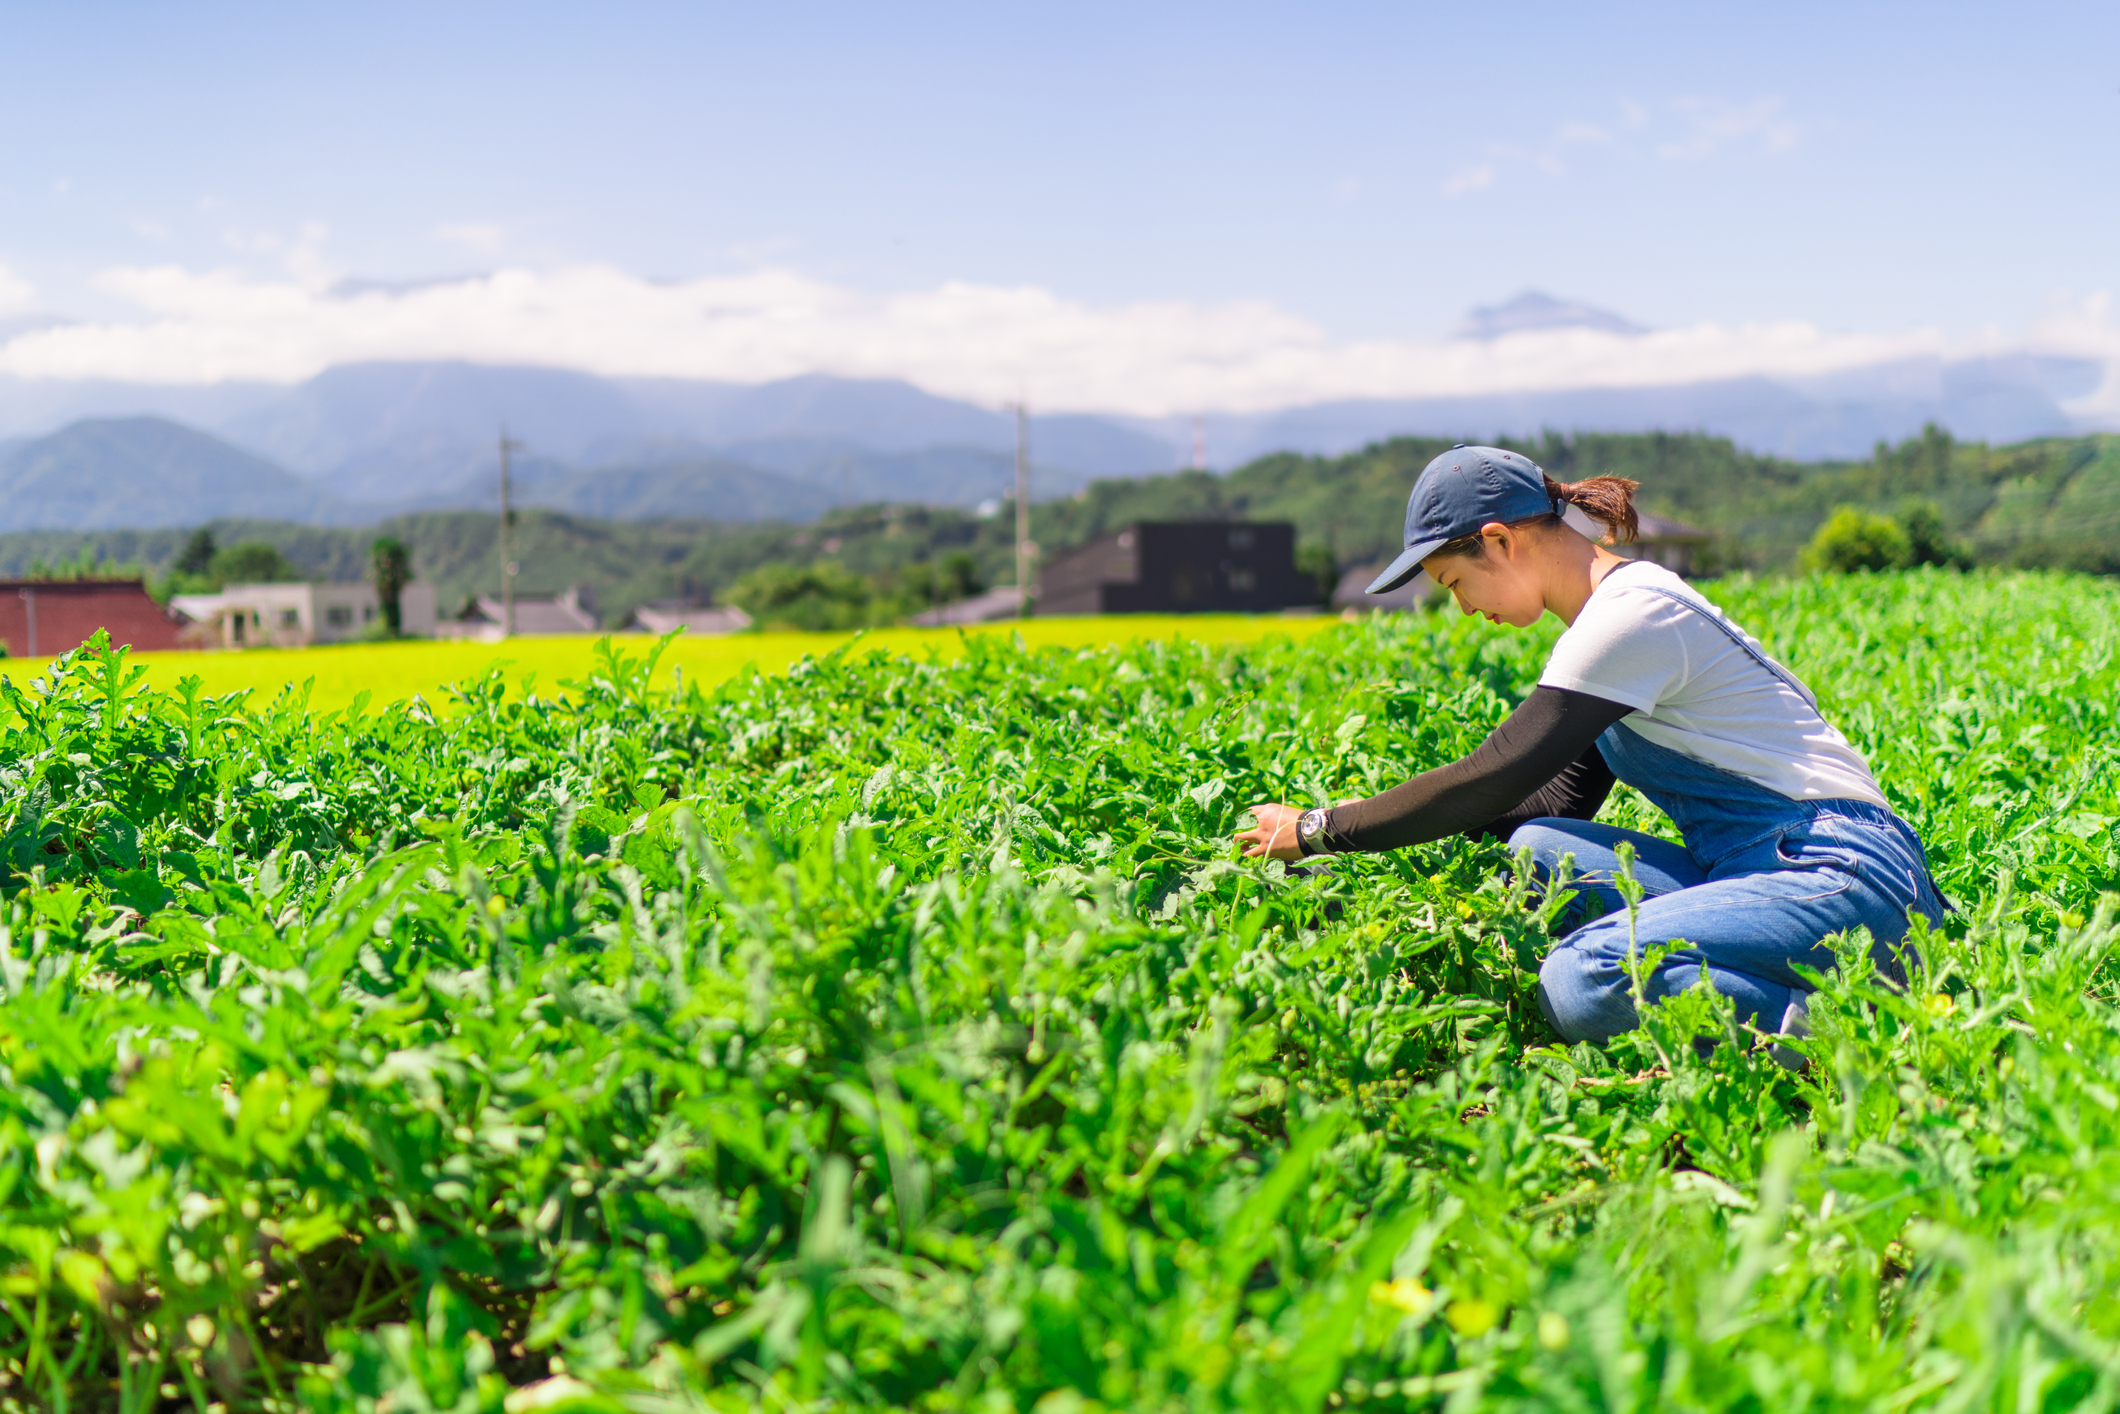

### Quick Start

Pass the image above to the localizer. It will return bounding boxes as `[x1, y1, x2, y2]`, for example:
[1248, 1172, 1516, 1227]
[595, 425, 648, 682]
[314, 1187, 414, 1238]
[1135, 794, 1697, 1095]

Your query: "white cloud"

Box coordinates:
[2, 261, 2110, 420]
[1451, 96, 1802, 195]
[437, 222, 508, 257]
[1658, 97, 1800, 161]
[219, 220, 337, 286]
[1442, 163, 1497, 197]
[0, 264, 34, 317]
[2030, 291, 2120, 421]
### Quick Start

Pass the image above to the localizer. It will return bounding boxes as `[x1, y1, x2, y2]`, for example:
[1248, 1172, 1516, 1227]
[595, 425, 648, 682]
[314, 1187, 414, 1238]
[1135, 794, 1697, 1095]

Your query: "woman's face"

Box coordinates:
[1423, 525, 1550, 628]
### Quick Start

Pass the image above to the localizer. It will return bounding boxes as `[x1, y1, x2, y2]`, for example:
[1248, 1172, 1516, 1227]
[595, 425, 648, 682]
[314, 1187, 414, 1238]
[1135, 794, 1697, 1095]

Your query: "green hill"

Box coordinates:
[1021, 425, 2120, 577]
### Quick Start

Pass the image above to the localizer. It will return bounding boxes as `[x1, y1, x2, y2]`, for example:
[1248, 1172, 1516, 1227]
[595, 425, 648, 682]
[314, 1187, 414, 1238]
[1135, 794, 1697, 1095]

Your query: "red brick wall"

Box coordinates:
[0, 581, 183, 659]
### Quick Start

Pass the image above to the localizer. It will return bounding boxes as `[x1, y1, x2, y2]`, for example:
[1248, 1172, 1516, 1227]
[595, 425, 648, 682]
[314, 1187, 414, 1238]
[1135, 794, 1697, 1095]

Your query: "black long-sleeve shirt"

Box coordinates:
[1318, 686, 1634, 852]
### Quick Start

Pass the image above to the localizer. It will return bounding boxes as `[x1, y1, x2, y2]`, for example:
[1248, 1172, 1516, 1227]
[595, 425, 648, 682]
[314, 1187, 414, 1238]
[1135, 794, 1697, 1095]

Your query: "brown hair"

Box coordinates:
[1429, 473, 1641, 559]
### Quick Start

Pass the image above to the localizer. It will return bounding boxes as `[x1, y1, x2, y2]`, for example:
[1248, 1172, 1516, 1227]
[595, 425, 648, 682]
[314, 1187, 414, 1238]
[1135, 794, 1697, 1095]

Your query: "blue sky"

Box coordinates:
[2, 0, 2116, 409]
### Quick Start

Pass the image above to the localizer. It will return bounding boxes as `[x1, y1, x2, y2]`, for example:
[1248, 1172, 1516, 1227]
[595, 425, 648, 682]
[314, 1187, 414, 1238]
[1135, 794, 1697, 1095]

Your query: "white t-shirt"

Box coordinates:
[1538, 560, 1887, 807]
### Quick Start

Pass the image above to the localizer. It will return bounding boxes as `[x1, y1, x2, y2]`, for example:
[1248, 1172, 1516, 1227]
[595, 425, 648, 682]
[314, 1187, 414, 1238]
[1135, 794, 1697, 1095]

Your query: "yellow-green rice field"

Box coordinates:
[89, 613, 1338, 713]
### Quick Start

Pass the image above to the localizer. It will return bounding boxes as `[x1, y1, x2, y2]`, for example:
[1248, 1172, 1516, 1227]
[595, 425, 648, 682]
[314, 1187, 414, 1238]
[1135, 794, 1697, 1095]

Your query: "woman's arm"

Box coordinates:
[1320, 686, 1631, 852]
[1239, 687, 1632, 859]
[1459, 741, 1615, 842]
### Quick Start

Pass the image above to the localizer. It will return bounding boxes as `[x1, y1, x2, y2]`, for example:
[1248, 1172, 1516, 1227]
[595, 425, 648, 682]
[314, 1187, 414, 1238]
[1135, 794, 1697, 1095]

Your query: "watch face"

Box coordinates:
[1298, 808, 1328, 837]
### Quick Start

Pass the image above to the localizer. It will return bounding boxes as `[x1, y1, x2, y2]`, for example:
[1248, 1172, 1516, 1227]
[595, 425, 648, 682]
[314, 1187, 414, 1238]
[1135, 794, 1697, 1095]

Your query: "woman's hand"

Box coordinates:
[1237, 803, 1307, 861]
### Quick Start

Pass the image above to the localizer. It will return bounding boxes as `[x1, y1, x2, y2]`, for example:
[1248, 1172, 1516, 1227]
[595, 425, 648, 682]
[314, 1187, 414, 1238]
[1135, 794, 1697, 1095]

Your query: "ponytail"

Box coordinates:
[1545, 473, 1640, 546]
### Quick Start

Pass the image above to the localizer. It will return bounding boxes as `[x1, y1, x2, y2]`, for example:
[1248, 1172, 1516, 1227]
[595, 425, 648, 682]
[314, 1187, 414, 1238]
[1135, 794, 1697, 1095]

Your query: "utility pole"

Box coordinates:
[498, 427, 523, 638]
[1012, 402, 1032, 617]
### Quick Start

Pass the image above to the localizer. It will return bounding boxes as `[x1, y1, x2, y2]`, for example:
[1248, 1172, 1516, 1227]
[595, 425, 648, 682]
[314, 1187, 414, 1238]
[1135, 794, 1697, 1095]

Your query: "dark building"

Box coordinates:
[1036, 522, 1317, 616]
[0, 580, 183, 658]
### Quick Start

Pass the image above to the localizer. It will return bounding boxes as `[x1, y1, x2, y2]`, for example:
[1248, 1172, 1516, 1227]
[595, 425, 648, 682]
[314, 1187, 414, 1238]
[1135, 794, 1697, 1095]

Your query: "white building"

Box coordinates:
[435, 585, 601, 642]
[171, 581, 438, 649]
[626, 601, 753, 635]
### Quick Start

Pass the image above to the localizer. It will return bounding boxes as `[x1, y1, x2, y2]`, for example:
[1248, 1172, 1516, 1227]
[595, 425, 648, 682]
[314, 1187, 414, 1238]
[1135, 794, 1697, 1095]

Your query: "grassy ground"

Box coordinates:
[98, 613, 1341, 713]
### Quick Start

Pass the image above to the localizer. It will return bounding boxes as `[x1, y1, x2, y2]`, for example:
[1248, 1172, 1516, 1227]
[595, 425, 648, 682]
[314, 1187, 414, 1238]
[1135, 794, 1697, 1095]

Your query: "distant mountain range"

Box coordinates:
[0, 288, 2104, 532]
[0, 364, 1184, 530]
[1187, 353, 2100, 468]
[0, 419, 321, 531]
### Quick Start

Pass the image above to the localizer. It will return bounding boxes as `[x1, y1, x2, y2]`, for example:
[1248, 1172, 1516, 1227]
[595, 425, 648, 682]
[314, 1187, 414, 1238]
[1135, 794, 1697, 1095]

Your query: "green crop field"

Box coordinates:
[0, 569, 2116, 1412]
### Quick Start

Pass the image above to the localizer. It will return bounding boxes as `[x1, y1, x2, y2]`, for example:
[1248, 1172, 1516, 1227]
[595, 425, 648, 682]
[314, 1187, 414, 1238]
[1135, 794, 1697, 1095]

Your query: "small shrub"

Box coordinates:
[889, 551, 985, 611]
[726, 558, 877, 630]
[210, 540, 303, 585]
[1899, 497, 1971, 569]
[1804, 504, 1910, 572]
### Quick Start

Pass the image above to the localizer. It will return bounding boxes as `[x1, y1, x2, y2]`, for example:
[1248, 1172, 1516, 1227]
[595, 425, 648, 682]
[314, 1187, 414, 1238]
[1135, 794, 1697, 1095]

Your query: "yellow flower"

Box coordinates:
[1369, 1278, 1433, 1314]
[1445, 1297, 1498, 1337]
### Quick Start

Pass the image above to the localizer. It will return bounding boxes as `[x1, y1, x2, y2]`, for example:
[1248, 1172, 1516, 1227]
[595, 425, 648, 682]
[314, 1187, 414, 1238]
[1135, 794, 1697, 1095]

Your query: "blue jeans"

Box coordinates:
[1514, 801, 1942, 1044]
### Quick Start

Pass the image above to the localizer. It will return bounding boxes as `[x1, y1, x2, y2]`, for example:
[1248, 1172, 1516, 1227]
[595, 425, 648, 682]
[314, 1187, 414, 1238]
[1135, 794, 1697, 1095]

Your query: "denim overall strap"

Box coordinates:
[1603, 562, 1819, 712]
[1586, 564, 1825, 868]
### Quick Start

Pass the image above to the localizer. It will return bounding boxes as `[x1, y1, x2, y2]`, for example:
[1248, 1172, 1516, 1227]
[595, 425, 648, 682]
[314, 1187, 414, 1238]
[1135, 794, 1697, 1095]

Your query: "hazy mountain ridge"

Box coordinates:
[0, 417, 863, 532]
[0, 418, 328, 533]
[202, 364, 1175, 509]
[0, 366, 1182, 532]
[1184, 354, 2098, 466]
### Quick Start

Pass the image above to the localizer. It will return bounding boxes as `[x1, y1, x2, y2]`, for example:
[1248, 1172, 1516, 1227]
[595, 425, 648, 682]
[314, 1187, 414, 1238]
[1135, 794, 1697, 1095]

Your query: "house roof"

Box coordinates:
[630, 603, 753, 636]
[905, 586, 1024, 626]
[1635, 511, 1711, 543]
[467, 587, 600, 635]
[0, 578, 155, 594]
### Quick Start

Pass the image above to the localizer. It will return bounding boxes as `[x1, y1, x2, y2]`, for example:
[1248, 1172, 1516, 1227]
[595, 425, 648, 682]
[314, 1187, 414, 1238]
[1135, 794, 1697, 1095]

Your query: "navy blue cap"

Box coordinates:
[1366, 445, 1559, 594]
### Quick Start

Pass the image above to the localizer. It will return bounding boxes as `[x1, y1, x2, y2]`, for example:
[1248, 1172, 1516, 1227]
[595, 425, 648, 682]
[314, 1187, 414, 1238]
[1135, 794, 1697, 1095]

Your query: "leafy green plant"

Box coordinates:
[1896, 497, 1968, 569]
[210, 541, 303, 587]
[725, 559, 880, 631]
[1803, 505, 1911, 573]
[0, 570, 2108, 1410]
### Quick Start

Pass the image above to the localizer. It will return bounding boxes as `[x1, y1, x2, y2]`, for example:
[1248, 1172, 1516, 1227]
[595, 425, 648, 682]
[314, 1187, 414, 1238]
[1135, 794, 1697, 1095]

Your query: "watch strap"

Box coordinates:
[1295, 807, 1333, 856]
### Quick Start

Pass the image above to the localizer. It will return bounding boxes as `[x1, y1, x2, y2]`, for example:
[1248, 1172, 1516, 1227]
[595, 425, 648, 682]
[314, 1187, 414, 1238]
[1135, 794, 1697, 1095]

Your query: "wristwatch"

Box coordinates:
[1295, 807, 1333, 856]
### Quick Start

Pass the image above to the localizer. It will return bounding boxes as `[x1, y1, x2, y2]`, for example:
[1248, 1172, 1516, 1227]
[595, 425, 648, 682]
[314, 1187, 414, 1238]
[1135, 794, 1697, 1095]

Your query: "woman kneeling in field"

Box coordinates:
[1236, 445, 1945, 1047]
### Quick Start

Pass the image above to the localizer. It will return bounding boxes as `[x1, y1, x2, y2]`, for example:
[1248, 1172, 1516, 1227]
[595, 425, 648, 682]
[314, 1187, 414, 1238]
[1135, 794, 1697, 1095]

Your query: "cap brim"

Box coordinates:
[1366, 539, 1444, 595]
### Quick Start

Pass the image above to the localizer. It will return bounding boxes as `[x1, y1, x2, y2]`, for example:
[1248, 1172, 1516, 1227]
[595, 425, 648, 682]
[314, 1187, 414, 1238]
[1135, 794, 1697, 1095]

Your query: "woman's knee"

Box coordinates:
[1537, 940, 1636, 1044]
[1507, 818, 1590, 874]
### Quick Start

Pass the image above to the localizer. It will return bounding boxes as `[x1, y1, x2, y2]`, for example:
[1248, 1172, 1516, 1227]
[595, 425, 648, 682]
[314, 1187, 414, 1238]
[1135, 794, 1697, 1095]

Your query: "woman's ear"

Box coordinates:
[1480, 521, 1514, 558]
